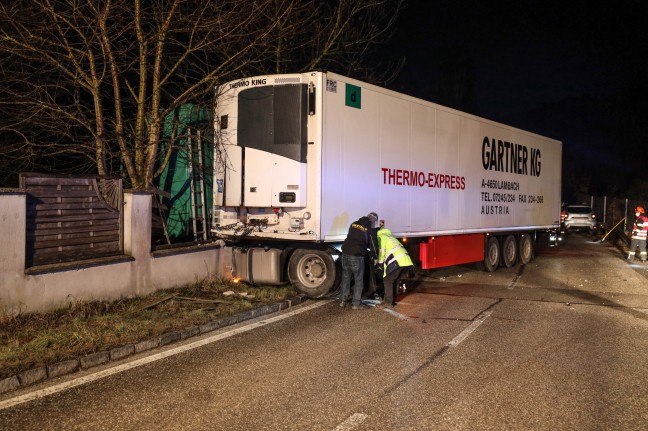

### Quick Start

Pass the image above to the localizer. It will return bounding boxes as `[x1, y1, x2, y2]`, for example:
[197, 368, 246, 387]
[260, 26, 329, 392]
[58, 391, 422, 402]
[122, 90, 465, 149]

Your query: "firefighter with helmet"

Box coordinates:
[628, 206, 648, 262]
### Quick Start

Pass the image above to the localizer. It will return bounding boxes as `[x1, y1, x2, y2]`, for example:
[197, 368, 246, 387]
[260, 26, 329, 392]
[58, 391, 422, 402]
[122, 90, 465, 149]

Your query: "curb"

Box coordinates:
[0, 295, 309, 395]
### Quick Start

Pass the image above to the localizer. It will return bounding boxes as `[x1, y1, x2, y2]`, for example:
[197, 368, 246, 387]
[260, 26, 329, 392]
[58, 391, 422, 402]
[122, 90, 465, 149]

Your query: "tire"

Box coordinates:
[519, 234, 534, 264]
[502, 235, 517, 268]
[483, 236, 500, 272]
[287, 249, 338, 298]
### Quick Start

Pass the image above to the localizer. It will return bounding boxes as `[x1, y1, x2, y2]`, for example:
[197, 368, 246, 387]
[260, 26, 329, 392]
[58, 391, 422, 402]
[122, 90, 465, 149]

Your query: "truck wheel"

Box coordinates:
[288, 249, 338, 298]
[502, 235, 517, 268]
[483, 236, 500, 272]
[519, 234, 534, 264]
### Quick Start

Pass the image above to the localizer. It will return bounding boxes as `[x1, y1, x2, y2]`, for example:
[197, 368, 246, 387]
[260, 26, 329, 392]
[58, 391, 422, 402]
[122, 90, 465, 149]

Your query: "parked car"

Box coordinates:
[561, 204, 598, 234]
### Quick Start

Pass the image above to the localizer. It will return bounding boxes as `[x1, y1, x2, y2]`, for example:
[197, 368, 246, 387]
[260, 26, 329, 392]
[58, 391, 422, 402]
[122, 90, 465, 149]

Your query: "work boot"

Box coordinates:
[352, 304, 370, 310]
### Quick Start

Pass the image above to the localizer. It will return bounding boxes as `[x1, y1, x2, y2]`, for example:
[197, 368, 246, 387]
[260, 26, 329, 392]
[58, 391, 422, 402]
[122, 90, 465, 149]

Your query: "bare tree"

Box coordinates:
[263, 0, 403, 84]
[0, 0, 402, 189]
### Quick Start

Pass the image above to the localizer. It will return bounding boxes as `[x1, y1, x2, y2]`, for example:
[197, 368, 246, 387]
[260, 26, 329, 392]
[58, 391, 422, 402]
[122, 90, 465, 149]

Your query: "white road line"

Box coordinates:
[0, 300, 331, 411]
[507, 266, 524, 290]
[333, 413, 368, 431]
[383, 308, 409, 320]
[447, 311, 492, 347]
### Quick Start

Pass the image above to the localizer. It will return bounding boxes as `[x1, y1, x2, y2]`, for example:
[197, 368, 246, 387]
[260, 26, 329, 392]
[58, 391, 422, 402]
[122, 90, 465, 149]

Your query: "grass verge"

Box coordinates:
[0, 278, 298, 379]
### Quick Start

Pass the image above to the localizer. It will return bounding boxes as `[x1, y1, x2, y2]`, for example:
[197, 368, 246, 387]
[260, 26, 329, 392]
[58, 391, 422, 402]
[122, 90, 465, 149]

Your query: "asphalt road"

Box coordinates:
[1, 233, 648, 430]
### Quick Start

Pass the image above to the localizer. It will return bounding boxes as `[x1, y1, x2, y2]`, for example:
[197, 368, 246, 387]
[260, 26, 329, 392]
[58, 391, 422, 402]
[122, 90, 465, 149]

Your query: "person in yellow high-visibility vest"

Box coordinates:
[377, 227, 413, 308]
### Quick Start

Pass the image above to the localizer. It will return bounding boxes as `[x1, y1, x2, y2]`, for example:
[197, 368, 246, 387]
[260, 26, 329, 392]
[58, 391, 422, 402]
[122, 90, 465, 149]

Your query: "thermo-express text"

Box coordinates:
[381, 168, 465, 190]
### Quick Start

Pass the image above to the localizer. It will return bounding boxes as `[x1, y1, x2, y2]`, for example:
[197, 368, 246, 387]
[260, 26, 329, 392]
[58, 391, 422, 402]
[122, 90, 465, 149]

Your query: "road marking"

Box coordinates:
[448, 311, 492, 347]
[333, 413, 368, 431]
[507, 264, 525, 289]
[363, 299, 409, 320]
[0, 300, 332, 411]
[383, 307, 409, 320]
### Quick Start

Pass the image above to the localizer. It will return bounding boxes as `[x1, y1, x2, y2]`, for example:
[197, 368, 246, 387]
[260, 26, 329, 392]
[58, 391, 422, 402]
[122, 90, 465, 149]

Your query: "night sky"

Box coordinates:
[383, 0, 648, 200]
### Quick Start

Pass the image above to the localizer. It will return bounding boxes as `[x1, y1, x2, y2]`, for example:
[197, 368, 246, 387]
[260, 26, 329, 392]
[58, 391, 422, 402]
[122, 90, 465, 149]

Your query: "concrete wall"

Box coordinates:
[0, 190, 232, 314]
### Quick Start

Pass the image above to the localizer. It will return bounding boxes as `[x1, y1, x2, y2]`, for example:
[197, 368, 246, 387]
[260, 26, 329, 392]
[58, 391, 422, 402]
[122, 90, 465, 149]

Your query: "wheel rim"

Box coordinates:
[296, 254, 327, 287]
[504, 236, 516, 265]
[520, 236, 532, 262]
[488, 242, 499, 266]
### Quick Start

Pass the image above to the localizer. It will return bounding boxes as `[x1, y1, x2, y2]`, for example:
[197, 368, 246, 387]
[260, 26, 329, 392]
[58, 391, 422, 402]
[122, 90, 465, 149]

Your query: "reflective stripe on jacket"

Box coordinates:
[632, 215, 648, 240]
[377, 228, 413, 276]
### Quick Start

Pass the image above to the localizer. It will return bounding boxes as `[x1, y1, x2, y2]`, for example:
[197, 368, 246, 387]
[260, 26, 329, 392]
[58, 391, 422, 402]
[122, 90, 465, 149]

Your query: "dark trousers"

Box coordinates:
[629, 238, 647, 261]
[383, 267, 404, 306]
[340, 254, 365, 306]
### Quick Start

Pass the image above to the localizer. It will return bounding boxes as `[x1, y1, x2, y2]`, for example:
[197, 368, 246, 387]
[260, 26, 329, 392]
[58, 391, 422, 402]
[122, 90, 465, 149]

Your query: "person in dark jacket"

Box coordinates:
[339, 212, 379, 309]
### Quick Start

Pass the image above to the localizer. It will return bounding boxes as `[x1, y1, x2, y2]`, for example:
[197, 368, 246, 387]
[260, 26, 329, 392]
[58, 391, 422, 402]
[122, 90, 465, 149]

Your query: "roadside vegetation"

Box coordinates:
[0, 278, 297, 379]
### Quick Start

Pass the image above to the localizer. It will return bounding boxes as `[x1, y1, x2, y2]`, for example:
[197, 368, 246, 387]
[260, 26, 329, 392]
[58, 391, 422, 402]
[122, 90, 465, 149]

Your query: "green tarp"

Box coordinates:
[155, 104, 213, 240]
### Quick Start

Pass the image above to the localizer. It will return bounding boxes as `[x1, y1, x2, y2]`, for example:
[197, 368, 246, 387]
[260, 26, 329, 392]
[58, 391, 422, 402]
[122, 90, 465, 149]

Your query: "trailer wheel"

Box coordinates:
[483, 236, 500, 272]
[288, 249, 338, 298]
[502, 235, 517, 268]
[519, 234, 534, 264]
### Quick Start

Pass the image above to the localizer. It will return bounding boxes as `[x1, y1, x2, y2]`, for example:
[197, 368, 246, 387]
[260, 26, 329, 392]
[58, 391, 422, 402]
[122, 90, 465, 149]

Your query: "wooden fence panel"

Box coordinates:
[19, 173, 124, 267]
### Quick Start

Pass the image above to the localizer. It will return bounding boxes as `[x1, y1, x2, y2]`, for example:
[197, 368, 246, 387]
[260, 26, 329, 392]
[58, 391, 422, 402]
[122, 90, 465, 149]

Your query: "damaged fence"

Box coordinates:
[585, 195, 648, 246]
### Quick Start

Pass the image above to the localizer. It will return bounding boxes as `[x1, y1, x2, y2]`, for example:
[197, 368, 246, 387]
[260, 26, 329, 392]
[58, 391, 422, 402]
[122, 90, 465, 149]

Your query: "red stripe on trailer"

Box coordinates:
[420, 234, 485, 269]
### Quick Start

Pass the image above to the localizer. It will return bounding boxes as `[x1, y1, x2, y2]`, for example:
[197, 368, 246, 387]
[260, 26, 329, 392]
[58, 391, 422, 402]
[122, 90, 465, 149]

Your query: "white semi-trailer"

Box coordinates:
[212, 71, 562, 297]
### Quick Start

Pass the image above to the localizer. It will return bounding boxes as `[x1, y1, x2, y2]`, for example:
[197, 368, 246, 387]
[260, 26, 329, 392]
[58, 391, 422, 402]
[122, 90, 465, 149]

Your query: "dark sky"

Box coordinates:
[384, 0, 648, 198]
